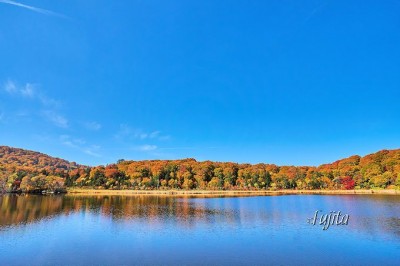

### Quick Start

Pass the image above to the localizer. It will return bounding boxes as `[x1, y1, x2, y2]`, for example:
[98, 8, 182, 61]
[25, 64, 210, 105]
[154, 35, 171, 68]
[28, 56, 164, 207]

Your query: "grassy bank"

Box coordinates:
[66, 188, 400, 196]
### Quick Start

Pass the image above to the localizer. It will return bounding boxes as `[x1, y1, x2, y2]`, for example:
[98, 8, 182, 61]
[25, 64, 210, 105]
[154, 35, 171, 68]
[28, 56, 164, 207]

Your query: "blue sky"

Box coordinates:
[0, 0, 399, 166]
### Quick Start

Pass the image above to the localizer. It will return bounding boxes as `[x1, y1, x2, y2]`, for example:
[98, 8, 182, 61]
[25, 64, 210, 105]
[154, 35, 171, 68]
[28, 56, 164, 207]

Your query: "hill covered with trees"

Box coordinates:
[0, 146, 86, 193]
[1, 145, 400, 193]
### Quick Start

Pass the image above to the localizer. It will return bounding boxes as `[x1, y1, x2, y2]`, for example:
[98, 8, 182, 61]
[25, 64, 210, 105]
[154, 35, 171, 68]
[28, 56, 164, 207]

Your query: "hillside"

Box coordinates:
[0, 146, 400, 193]
[0, 146, 86, 193]
[0, 146, 82, 173]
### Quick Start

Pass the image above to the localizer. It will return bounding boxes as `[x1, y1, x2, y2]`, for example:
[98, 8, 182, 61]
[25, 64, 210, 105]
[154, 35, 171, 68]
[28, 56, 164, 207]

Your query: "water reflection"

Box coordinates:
[1, 194, 400, 239]
[0, 194, 65, 227]
[0, 195, 239, 228]
[1, 194, 400, 265]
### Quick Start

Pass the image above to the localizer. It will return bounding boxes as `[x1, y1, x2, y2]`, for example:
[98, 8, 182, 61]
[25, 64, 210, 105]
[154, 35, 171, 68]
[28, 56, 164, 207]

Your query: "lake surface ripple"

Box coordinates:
[0, 194, 399, 265]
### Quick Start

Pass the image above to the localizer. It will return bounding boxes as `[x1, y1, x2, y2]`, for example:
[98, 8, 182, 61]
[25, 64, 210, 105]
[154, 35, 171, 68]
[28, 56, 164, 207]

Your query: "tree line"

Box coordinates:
[1, 146, 400, 193]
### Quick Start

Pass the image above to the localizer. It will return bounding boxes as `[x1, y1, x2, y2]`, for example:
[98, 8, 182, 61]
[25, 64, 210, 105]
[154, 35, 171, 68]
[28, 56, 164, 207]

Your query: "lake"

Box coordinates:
[0, 194, 399, 265]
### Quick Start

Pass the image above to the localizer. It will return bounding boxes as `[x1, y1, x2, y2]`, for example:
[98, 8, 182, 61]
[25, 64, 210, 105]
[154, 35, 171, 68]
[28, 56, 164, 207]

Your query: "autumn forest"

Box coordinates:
[1, 146, 400, 193]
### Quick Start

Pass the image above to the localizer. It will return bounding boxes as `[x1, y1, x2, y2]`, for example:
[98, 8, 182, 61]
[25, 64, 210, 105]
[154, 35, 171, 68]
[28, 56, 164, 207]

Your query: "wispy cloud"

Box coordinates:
[136, 145, 158, 152]
[42, 110, 68, 128]
[4, 80, 31, 96]
[60, 135, 101, 157]
[115, 124, 170, 141]
[0, 0, 68, 18]
[83, 149, 101, 157]
[83, 121, 102, 131]
[3, 80, 60, 107]
[3, 79, 70, 128]
[304, 1, 329, 23]
[4, 80, 17, 93]
[20, 83, 34, 97]
[158, 146, 218, 150]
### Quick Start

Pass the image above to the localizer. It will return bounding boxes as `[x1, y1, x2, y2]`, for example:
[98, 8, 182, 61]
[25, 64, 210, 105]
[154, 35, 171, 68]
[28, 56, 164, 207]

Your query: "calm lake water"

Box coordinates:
[0, 194, 399, 266]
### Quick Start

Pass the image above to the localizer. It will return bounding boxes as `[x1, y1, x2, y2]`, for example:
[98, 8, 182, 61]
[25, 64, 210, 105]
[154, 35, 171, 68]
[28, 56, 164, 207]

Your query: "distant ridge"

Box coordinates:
[1, 145, 399, 191]
[1, 145, 399, 169]
[0, 146, 84, 172]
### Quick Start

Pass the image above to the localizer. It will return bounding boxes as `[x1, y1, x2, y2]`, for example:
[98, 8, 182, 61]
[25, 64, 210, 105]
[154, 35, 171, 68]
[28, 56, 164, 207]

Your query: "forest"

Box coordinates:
[1, 146, 400, 193]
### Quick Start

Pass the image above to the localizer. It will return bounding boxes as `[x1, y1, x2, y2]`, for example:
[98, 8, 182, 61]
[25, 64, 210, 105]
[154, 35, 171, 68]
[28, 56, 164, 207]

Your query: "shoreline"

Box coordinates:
[66, 188, 400, 196]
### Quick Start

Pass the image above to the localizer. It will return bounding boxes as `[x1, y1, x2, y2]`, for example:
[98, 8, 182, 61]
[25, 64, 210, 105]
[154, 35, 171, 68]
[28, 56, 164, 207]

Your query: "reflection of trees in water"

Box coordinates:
[63, 196, 244, 229]
[0, 195, 245, 228]
[1, 195, 400, 240]
[0, 194, 66, 227]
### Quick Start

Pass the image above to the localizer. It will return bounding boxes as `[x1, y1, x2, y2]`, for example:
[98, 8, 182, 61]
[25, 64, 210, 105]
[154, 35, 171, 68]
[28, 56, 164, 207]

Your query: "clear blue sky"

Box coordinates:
[0, 0, 399, 166]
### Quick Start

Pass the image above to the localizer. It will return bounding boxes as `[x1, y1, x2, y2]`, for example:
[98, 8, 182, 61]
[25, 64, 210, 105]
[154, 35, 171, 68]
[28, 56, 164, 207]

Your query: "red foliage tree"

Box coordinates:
[341, 176, 355, 190]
